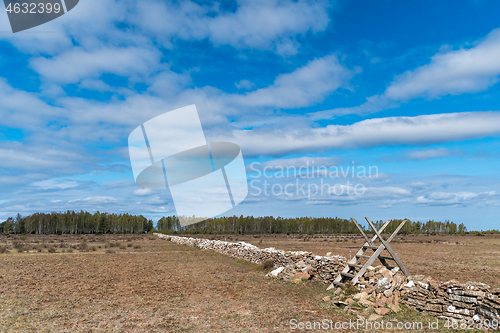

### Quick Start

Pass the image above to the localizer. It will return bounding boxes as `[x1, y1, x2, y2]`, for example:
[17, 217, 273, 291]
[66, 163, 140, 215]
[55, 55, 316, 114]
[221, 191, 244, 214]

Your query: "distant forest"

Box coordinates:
[0, 211, 489, 235]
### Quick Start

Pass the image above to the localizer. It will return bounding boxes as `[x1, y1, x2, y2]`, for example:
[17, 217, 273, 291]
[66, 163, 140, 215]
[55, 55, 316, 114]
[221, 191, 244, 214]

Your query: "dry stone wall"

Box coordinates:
[154, 233, 500, 326]
[326, 265, 500, 326]
[154, 233, 346, 284]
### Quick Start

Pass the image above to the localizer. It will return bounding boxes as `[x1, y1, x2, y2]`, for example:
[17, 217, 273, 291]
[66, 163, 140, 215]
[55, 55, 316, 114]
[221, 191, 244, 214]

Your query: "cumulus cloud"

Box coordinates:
[310, 28, 500, 119]
[385, 29, 500, 101]
[31, 46, 162, 84]
[233, 55, 353, 109]
[134, 0, 330, 52]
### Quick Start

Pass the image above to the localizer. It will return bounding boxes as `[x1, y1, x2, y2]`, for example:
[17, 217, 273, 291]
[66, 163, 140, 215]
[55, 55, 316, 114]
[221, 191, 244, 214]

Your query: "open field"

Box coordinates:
[0, 234, 353, 332]
[186, 233, 500, 288]
[0, 233, 498, 332]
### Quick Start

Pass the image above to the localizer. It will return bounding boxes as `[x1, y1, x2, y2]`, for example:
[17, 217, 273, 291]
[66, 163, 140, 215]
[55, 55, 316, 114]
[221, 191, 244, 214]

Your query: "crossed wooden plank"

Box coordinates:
[327, 217, 409, 290]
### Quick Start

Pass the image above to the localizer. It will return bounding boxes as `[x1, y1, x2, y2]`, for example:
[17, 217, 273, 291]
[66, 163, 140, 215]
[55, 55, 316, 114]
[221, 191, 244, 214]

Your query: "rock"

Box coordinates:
[359, 298, 374, 307]
[295, 272, 311, 280]
[153, 233, 346, 286]
[378, 267, 392, 279]
[362, 306, 373, 315]
[368, 314, 382, 321]
[408, 274, 425, 282]
[292, 277, 302, 284]
[383, 290, 393, 298]
[466, 281, 490, 291]
[375, 308, 390, 315]
[390, 267, 400, 275]
[376, 277, 391, 292]
[418, 281, 429, 290]
[404, 281, 415, 288]
[390, 273, 405, 292]
[375, 295, 387, 308]
[268, 267, 284, 277]
[388, 303, 401, 313]
[322, 296, 330, 302]
[326, 252, 332, 257]
[425, 303, 443, 312]
[353, 292, 368, 300]
[302, 265, 313, 274]
[367, 265, 375, 271]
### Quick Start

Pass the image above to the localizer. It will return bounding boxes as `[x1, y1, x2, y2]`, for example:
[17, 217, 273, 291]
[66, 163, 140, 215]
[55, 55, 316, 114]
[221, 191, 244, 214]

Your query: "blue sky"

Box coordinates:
[1, 0, 500, 230]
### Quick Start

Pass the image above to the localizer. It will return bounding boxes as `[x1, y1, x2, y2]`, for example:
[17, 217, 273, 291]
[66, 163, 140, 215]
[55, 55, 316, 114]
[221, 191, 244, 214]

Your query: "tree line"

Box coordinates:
[158, 215, 471, 235]
[0, 211, 485, 235]
[0, 211, 154, 234]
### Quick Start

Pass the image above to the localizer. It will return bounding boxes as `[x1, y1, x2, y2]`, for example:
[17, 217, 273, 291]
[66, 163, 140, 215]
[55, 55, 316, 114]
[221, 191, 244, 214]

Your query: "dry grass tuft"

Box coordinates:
[259, 259, 274, 271]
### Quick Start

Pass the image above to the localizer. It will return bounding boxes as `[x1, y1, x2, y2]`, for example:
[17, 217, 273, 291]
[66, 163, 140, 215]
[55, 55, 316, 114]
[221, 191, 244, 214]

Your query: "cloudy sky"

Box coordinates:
[1, 0, 500, 230]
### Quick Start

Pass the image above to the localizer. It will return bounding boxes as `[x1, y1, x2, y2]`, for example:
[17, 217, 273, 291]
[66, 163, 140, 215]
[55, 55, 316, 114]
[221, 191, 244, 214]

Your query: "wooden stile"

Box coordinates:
[327, 217, 410, 290]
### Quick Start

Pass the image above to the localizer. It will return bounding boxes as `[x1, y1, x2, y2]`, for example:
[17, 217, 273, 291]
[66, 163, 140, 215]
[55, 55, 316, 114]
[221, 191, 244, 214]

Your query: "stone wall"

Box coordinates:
[154, 233, 500, 326]
[154, 233, 346, 284]
[330, 265, 500, 325]
[398, 275, 500, 323]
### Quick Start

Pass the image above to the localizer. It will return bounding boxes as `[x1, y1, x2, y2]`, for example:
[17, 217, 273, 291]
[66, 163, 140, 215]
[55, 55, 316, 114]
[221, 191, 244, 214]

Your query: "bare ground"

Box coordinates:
[1, 233, 498, 332]
[204, 233, 500, 288]
[0, 234, 349, 332]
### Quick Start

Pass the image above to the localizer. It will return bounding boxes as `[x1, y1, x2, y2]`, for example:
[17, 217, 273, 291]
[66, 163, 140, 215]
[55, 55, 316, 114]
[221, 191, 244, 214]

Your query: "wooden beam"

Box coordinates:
[365, 218, 410, 276]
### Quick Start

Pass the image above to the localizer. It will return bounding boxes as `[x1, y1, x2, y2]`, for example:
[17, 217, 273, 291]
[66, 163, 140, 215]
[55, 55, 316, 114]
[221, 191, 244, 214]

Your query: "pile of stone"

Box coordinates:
[154, 233, 345, 284]
[399, 275, 500, 323]
[316, 265, 500, 324]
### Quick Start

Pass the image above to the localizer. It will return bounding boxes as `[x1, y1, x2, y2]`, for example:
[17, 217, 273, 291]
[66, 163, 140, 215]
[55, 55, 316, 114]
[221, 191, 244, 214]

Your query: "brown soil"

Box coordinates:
[0, 234, 349, 332]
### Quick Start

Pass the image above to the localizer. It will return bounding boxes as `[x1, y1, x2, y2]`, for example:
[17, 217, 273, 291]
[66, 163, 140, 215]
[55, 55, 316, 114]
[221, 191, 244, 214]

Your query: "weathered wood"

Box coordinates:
[341, 272, 355, 278]
[351, 217, 374, 247]
[328, 217, 411, 289]
[365, 217, 410, 276]
[356, 254, 370, 259]
[327, 281, 345, 289]
[327, 219, 393, 290]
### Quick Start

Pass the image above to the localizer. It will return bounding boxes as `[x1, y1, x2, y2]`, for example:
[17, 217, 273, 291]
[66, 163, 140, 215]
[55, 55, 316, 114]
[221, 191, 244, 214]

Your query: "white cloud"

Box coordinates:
[385, 29, 500, 101]
[310, 28, 500, 120]
[411, 182, 426, 190]
[218, 111, 500, 156]
[0, 79, 61, 129]
[416, 191, 496, 206]
[68, 196, 118, 203]
[32, 179, 79, 189]
[235, 79, 255, 90]
[134, 0, 330, 52]
[406, 148, 462, 161]
[31, 46, 162, 84]
[233, 55, 353, 109]
[133, 188, 153, 196]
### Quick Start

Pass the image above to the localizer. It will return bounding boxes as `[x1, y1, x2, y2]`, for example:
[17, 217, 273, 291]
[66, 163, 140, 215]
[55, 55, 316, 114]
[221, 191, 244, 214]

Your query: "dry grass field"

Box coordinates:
[0, 234, 352, 332]
[202, 233, 500, 288]
[0, 232, 498, 332]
